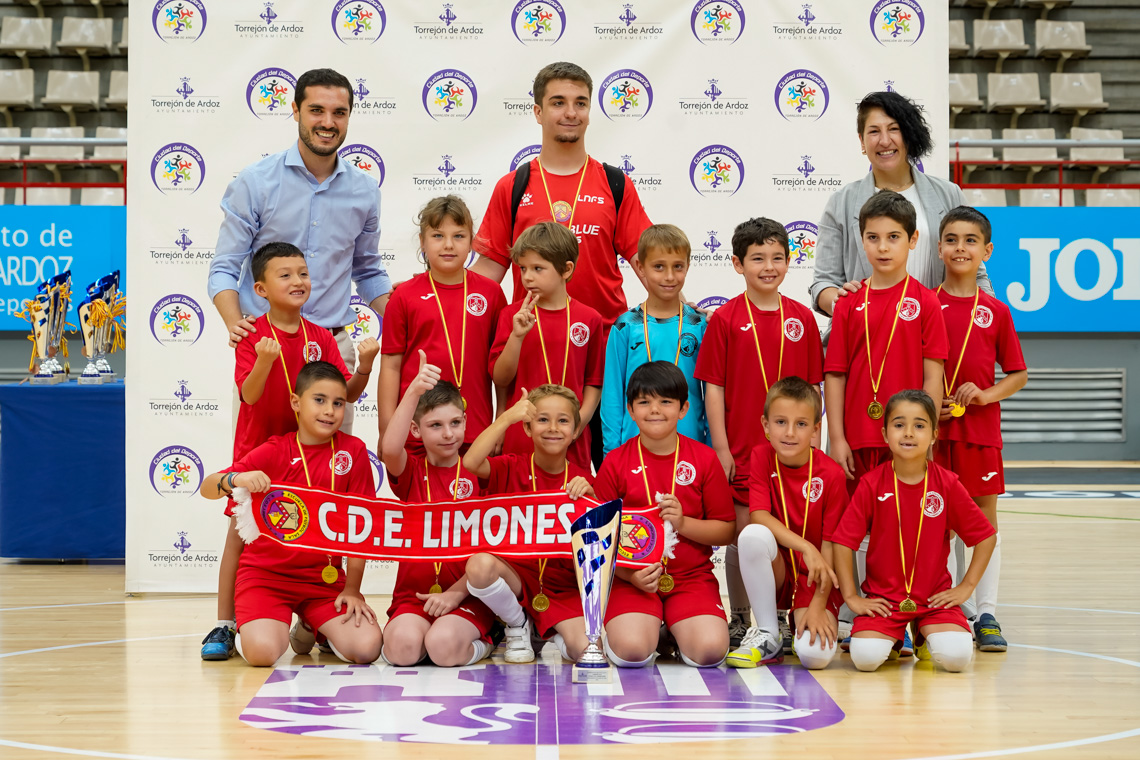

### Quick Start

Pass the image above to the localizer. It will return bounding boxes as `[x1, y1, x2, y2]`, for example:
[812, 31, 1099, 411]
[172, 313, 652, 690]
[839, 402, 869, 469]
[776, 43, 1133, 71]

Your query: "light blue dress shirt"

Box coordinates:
[208, 142, 391, 329]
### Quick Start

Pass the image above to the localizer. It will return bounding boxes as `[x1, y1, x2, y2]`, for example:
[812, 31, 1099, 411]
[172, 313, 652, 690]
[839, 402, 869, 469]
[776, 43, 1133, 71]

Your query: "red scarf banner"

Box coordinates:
[231, 485, 677, 568]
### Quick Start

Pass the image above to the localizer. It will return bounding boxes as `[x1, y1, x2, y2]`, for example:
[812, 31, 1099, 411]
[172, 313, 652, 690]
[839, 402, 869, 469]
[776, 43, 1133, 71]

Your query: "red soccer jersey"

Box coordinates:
[490, 298, 605, 470]
[828, 461, 996, 605]
[486, 452, 595, 495]
[824, 277, 948, 450]
[595, 434, 735, 575]
[225, 432, 374, 580]
[473, 157, 652, 325]
[937, 289, 1026, 448]
[695, 293, 824, 493]
[233, 314, 349, 461]
[748, 443, 848, 580]
[381, 271, 506, 447]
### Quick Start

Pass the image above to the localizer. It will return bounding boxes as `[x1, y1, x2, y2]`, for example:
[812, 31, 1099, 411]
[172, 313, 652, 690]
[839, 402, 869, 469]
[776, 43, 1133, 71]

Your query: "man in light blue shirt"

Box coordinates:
[208, 67, 391, 389]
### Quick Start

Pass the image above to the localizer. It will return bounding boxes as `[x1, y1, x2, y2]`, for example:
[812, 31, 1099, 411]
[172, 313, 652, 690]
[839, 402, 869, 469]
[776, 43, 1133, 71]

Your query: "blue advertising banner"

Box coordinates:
[981, 207, 1139, 332]
[0, 207, 126, 331]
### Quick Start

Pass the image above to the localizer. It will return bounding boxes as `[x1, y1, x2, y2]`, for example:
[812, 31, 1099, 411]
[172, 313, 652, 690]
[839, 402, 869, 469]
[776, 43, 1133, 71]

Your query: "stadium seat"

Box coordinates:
[105, 69, 126, 109]
[57, 17, 113, 70]
[1001, 128, 1057, 170]
[0, 68, 34, 127]
[962, 187, 1008, 207]
[1035, 20, 1090, 71]
[949, 73, 984, 126]
[973, 20, 1028, 72]
[0, 17, 52, 66]
[80, 187, 124, 205]
[958, 1, 1015, 22]
[0, 126, 20, 161]
[949, 20, 969, 57]
[1019, 0, 1073, 20]
[1049, 73, 1107, 127]
[950, 129, 995, 184]
[1071, 127, 1124, 184]
[987, 72, 1046, 128]
[1019, 188, 1075, 207]
[27, 125, 83, 185]
[94, 125, 125, 181]
[40, 70, 100, 126]
[23, 187, 73, 206]
[118, 16, 127, 52]
[1086, 188, 1140, 207]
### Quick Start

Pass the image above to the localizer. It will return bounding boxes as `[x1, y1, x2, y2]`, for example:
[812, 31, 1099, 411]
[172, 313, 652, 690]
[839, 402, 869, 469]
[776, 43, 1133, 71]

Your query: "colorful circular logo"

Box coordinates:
[152, 0, 207, 43]
[332, 0, 386, 44]
[150, 294, 204, 346]
[690, 144, 744, 197]
[775, 70, 830, 121]
[697, 295, 729, 312]
[422, 69, 478, 121]
[511, 1, 566, 45]
[618, 513, 658, 562]
[783, 318, 805, 343]
[974, 305, 994, 328]
[150, 445, 204, 497]
[899, 296, 921, 321]
[346, 295, 382, 343]
[570, 322, 590, 347]
[511, 144, 542, 171]
[599, 69, 654, 121]
[261, 489, 310, 542]
[675, 460, 697, 486]
[151, 142, 206, 195]
[870, 0, 925, 46]
[246, 67, 296, 119]
[690, 0, 745, 45]
[367, 449, 386, 493]
[923, 491, 944, 518]
[785, 221, 819, 267]
[338, 143, 384, 187]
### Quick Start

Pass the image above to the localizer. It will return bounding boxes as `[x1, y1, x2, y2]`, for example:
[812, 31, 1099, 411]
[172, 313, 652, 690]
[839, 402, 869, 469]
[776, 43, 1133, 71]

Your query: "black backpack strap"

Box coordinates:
[602, 162, 625, 212]
[508, 160, 532, 242]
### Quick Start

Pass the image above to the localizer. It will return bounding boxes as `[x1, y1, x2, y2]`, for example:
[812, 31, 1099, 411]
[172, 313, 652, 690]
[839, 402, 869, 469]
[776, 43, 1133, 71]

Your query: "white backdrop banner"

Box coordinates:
[126, 0, 947, 592]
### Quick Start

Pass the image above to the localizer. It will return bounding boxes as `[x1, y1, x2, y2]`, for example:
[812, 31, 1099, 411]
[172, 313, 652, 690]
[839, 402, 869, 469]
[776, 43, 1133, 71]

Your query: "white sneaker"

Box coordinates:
[503, 619, 536, 663]
[778, 610, 794, 654]
[726, 626, 784, 668]
[289, 619, 316, 655]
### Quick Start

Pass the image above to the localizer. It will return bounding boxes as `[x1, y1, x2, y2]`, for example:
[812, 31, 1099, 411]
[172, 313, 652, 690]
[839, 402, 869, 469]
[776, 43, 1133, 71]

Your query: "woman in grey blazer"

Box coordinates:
[810, 91, 992, 321]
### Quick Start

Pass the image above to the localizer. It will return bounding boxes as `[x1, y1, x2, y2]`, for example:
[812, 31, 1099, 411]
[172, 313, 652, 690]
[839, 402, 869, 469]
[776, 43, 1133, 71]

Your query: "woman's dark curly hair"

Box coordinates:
[856, 91, 933, 163]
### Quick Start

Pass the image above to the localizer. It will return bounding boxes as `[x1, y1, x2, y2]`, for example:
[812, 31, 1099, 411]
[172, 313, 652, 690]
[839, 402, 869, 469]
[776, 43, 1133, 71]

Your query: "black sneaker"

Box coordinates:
[201, 625, 235, 661]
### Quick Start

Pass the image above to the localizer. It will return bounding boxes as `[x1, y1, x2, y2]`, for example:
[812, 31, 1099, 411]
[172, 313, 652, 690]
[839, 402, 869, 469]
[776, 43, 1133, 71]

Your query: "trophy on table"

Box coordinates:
[570, 499, 623, 684]
[18, 272, 73, 384]
[76, 271, 125, 384]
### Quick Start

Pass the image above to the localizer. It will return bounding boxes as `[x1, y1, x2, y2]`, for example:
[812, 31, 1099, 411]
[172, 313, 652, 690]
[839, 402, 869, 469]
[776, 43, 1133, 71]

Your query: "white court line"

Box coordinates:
[0, 597, 210, 612]
[1003, 603, 1140, 617]
[0, 633, 198, 660]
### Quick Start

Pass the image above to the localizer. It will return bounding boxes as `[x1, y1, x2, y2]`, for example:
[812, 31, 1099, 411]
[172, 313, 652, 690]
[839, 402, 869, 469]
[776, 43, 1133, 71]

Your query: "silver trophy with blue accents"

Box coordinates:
[571, 499, 622, 684]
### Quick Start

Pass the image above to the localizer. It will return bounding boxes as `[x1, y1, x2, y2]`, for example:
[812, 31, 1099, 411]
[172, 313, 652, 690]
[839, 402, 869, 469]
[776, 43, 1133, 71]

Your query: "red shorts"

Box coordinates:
[730, 474, 749, 507]
[604, 569, 726, 628]
[386, 560, 495, 641]
[234, 570, 346, 632]
[935, 441, 1004, 497]
[512, 557, 582, 638]
[776, 564, 843, 618]
[852, 601, 969, 640]
[847, 447, 891, 496]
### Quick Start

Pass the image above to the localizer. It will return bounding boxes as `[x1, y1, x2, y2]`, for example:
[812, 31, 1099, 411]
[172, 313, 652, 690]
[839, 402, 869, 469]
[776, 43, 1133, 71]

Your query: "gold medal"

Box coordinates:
[551, 200, 573, 223]
[321, 564, 338, 584]
[949, 402, 966, 418]
[900, 597, 918, 613]
[428, 583, 443, 595]
[867, 400, 884, 420]
[657, 574, 675, 593]
[531, 593, 550, 612]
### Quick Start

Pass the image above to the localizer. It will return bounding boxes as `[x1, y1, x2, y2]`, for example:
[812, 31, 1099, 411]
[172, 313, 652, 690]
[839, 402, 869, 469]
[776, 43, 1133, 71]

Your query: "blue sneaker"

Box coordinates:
[201, 625, 235, 661]
[899, 628, 914, 658]
[974, 613, 1008, 652]
[839, 635, 852, 652]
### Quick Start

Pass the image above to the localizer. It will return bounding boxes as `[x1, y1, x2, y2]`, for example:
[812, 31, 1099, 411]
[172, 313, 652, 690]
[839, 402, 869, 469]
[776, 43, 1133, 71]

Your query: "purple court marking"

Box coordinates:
[240, 661, 844, 745]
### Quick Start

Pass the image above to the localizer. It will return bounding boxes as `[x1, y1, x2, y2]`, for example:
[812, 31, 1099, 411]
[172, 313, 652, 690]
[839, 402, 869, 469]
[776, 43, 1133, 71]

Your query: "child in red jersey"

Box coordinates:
[490, 222, 604, 470]
[597, 362, 736, 668]
[935, 207, 1027, 652]
[202, 242, 377, 662]
[728, 377, 845, 671]
[828, 390, 996, 673]
[462, 384, 596, 664]
[379, 355, 496, 667]
[200, 362, 382, 666]
[378, 195, 507, 455]
[824, 193, 947, 493]
[696, 217, 824, 646]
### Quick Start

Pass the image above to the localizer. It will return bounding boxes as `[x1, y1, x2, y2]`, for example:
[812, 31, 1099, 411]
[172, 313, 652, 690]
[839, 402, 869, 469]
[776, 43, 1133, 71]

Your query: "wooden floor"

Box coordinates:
[1, 492, 1139, 759]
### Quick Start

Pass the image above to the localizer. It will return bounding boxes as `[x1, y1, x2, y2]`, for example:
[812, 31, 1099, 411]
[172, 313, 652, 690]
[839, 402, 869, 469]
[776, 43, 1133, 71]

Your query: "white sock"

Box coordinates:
[975, 532, 1001, 619]
[552, 633, 571, 661]
[217, 619, 235, 630]
[849, 637, 894, 672]
[465, 639, 493, 666]
[737, 523, 780, 635]
[680, 650, 726, 668]
[725, 543, 750, 622]
[603, 638, 656, 668]
[926, 631, 974, 672]
[234, 632, 245, 661]
[467, 577, 526, 627]
[793, 630, 837, 670]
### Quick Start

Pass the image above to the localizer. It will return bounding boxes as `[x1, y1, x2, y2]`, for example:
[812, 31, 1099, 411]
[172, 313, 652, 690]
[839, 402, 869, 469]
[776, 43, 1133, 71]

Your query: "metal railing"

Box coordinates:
[0, 136, 127, 203]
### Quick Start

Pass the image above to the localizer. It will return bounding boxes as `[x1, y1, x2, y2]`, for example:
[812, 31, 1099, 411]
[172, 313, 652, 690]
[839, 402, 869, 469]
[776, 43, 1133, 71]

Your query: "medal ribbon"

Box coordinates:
[428, 273, 467, 397]
[531, 454, 569, 595]
[534, 298, 571, 386]
[773, 451, 813, 587]
[863, 277, 910, 405]
[936, 286, 981, 400]
[294, 432, 337, 580]
[536, 157, 589, 228]
[748, 296, 785, 393]
[642, 302, 684, 365]
[637, 436, 680, 576]
[424, 459, 463, 503]
[266, 317, 312, 423]
[892, 464, 928, 606]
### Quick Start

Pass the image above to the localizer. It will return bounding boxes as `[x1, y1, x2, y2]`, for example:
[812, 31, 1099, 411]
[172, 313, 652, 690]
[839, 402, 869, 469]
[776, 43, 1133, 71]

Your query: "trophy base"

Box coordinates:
[78, 374, 104, 385]
[29, 373, 56, 385]
[572, 663, 613, 684]
[98, 373, 116, 384]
